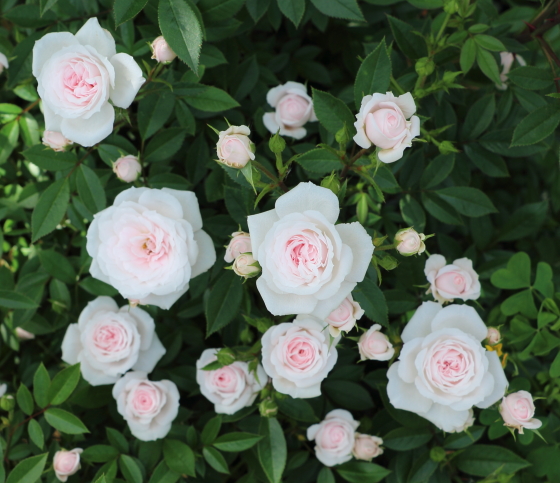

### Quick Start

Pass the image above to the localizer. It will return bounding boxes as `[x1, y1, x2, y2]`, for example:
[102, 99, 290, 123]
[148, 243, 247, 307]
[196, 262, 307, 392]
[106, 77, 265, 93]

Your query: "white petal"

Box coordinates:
[353, 123, 372, 149]
[401, 301, 442, 343]
[190, 230, 216, 278]
[394, 92, 417, 119]
[279, 125, 307, 140]
[113, 186, 148, 205]
[138, 189, 184, 219]
[397, 337, 423, 383]
[476, 351, 508, 409]
[140, 288, 187, 310]
[109, 53, 145, 108]
[32, 32, 78, 78]
[247, 210, 280, 260]
[272, 376, 320, 398]
[275, 182, 340, 225]
[409, 115, 420, 137]
[424, 254, 446, 277]
[449, 372, 494, 411]
[307, 423, 320, 441]
[335, 222, 373, 282]
[431, 305, 488, 342]
[387, 362, 432, 413]
[42, 102, 63, 132]
[75, 18, 116, 59]
[61, 324, 82, 365]
[78, 296, 119, 328]
[266, 81, 307, 107]
[79, 357, 118, 386]
[124, 306, 155, 350]
[133, 335, 166, 373]
[421, 403, 472, 432]
[378, 145, 406, 164]
[162, 189, 203, 231]
[61, 102, 114, 147]
[311, 281, 356, 319]
[256, 277, 317, 316]
[263, 112, 280, 135]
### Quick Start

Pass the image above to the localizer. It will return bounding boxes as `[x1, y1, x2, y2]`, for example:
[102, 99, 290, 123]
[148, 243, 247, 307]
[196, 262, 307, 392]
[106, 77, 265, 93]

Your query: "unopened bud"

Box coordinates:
[320, 173, 341, 195]
[430, 446, 446, 462]
[486, 327, 501, 345]
[232, 253, 261, 279]
[259, 398, 278, 418]
[0, 395, 15, 411]
[269, 132, 286, 154]
[443, 0, 458, 13]
[438, 140, 458, 155]
[216, 348, 236, 366]
[335, 124, 351, 147]
[395, 227, 426, 256]
[415, 57, 435, 77]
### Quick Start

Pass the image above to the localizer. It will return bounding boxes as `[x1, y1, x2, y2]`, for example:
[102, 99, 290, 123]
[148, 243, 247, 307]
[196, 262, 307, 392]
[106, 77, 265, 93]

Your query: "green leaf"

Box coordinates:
[107, 428, 129, 454]
[491, 252, 531, 290]
[144, 128, 186, 163]
[277, 0, 306, 27]
[511, 106, 560, 147]
[383, 427, 432, 451]
[48, 363, 81, 405]
[497, 201, 548, 242]
[476, 49, 501, 84]
[206, 271, 244, 336]
[323, 380, 374, 411]
[421, 192, 463, 225]
[82, 445, 120, 463]
[203, 447, 229, 474]
[318, 467, 336, 483]
[31, 178, 70, 243]
[408, 454, 437, 483]
[399, 195, 426, 233]
[76, 164, 106, 214]
[181, 84, 240, 112]
[0, 121, 20, 164]
[550, 352, 560, 378]
[5, 453, 47, 483]
[40, 0, 60, 15]
[534, 262, 554, 298]
[79, 277, 119, 297]
[44, 408, 89, 434]
[473, 34, 506, 51]
[460, 38, 477, 73]
[456, 445, 531, 477]
[114, 0, 149, 25]
[198, 0, 246, 22]
[463, 144, 509, 178]
[0, 291, 39, 310]
[435, 187, 497, 217]
[277, 397, 318, 423]
[501, 289, 538, 318]
[461, 94, 495, 140]
[158, 0, 203, 75]
[420, 154, 454, 189]
[38, 250, 76, 285]
[387, 15, 426, 59]
[258, 418, 287, 483]
[336, 462, 391, 483]
[119, 455, 143, 483]
[162, 439, 195, 476]
[354, 39, 391, 109]
[201, 415, 222, 445]
[22, 145, 77, 171]
[33, 363, 50, 408]
[312, 88, 356, 136]
[138, 91, 176, 140]
[309, 0, 364, 21]
[27, 419, 44, 450]
[507, 66, 553, 90]
[353, 278, 388, 326]
[443, 426, 485, 449]
[296, 149, 343, 175]
[16, 384, 34, 416]
[148, 460, 181, 483]
[213, 432, 263, 452]
[19, 113, 40, 147]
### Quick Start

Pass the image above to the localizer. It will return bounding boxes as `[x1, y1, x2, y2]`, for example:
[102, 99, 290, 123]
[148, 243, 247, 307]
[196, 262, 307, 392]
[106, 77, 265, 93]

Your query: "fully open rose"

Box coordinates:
[387, 302, 508, 432]
[61, 297, 165, 385]
[261, 316, 339, 398]
[500, 390, 542, 434]
[224, 231, 252, 263]
[196, 349, 267, 414]
[32, 18, 144, 147]
[248, 182, 373, 317]
[86, 187, 216, 310]
[425, 254, 480, 304]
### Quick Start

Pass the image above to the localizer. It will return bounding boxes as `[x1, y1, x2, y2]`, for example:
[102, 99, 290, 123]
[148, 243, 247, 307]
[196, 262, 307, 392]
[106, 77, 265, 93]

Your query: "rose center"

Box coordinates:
[93, 321, 129, 355]
[131, 384, 160, 415]
[286, 230, 328, 280]
[435, 271, 467, 294]
[62, 61, 101, 104]
[278, 94, 309, 122]
[286, 337, 316, 370]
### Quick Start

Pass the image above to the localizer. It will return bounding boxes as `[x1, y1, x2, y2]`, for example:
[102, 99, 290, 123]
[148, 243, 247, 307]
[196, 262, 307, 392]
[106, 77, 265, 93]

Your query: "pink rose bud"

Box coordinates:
[0, 53, 8, 74]
[232, 253, 260, 278]
[424, 254, 481, 304]
[216, 125, 255, 168]
[487, 327, 501, 345]
[325, 295, 364, 337]
[151, 36, 177, 63]
[15, 328, 35, 341]
[53, 448, 83, 482]
[358, 324, 394, 361]
[42, 131, 72, 152]
[395, 227, 426, 256]
[352, 433, 384, 461]
[500, 391, 542, 434]
[113, 155, 142, 183]
[224, 231, 252, 263]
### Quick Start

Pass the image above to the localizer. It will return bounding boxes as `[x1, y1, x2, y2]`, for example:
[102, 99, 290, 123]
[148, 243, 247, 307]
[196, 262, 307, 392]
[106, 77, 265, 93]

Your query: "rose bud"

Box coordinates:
[151, 36, 177, 63]
[259, 398, 278, 418]
[224, 231, 252, 263]
[487, 327, 501, 345]
[113, 155, 142, 183]
[232, 253, 260, 279]
[0, 52, 8, 74]
[42, 131, 72, 152]
[395, 227, 426, 256]
[358, 324, 394, 361]
[500, 391, 542, 434]
[15, 328, 35, 341]
[54, 449, 83, 482]
[216, 125, 255, 168]
[352, 434, 383, 461]
[325, 295, 364, 337]
[0, 395, 15, 411]
[425, 254, 480, 304]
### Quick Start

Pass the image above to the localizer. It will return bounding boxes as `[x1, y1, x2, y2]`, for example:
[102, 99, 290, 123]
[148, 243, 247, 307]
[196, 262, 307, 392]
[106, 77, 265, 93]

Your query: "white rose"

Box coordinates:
[395, 227, 426, 256]
[42, 131, 72, 152]
[425, 254, 481, 304]
[113, 155, 142, 182]
[261, 316, 339, 398]
[497, 52, 526, 90]
[248, 182, 373, 317]
[86, 187, 216, 310]
[32, 18, 145, 147]
[0, 52, 8, 74]
[61, 296, 166, 386]
[352, 433, 383, 460]
[53, 448, 82, 482]
[196, 349, 268, 415]
[112, 371, 180, 441]
[387, 302, 508, 432]
[307, 409, 359, 467]
[216, 125, 255, 168]
[224, 231, 252, 263]
[353, 91, 420, 163]
[324, 295, 364, 337]
[358, 324, 394, 361]
[232, 253, 260, 278]
[486, 327, 501, 345]
[151, 36, 177, 63]
[263, 82, 317, 140]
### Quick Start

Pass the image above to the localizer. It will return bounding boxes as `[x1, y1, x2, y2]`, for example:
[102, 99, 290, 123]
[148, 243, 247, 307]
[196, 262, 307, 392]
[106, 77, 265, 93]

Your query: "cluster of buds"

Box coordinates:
[224, 231, 261, 279]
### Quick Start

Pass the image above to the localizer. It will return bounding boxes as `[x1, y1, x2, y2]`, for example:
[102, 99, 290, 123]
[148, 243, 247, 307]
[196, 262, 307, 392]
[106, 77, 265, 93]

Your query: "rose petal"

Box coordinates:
[61, 324, 82, 364]
[335, 222, 374, 283]
[190, 230, 217, 278]
[256, 277, 318, 315]
[60, 102, 115, 147]
[431, 304, 488, 342]
[247, 210, 280, 260]
[387, 362, 433, 413]
[109, 53, 145, 108]
[476, 351, 508, 408]
[75, 18, 116, 59]
[32, 32, 79, 78]
[275, 182, 340, 225]
[401, 301, 442, 343]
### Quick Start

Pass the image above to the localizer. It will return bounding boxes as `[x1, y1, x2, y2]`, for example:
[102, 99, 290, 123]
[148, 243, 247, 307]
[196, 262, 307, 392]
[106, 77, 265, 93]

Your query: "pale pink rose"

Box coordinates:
[354, 92, 420, 163]
[53, 448, 83, 482]
[42, 131, 72, 152]
[32, 18, 145, 147]
[261, 316, 339, 398]
[61, 297, 166, 386]
[196, 348, 267, 414]
[248, 182, 373, 317]
[424, 254, 480, 304]
[449, 409, 475, 433]
[216, 125, 255, 168]
[263, 82, 317, 139]
[497, 52, 527, 90]
[113, 155, 141, 182]
[387, 302, 508, 432]
[151, 36, 177, 63]
[0, 52, 8, 74]
[325, 295, 364, 337]
[307, 409, 359, 466]
[232, 253, 260, 278]
[395, 227, 426, 256]
[86, 187, 216, 309]
[112, 371, 180, 441]
[15, 328, 35, 341]
[358, 324, 394, 361]
[224, 231, 252, 263]
[500, 390, 542, 434]
[487, 327, 501, 345]
[352, 433, 383, 460]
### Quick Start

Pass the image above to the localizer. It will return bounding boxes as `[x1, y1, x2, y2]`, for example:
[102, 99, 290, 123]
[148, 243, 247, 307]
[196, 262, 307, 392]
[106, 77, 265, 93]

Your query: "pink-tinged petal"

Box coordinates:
[133, 335, 166, 373]
[190, 230, 216, 278]
[394, 92, 417, 119]
[476, 351, 508, 408]
[75, 18, 116, 59]
[387, 362, 433, 413]
[161, 189, 203, 231]
[32, 32, 78, 77]
[263, 112, 280, 135]
[431, 305, 488, 342]
[109, 53, 145, 108]
[256, 277, 317, 316]
[60, 102, 114, 147]
[401, 301, 442, 343]
[421, 403, 472, 432]
[266, 81, 307, 107]
[335, 222, 373, 282]
[424, 254, 447, 278]
[311, 281, 356, 320]
[275, 182, 340, 224]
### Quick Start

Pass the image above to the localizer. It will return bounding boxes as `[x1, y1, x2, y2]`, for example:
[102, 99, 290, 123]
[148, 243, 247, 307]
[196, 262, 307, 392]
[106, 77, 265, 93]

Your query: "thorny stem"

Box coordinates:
[252, 161, 288, 193]
[4, 405, 51, 463]
[15, 99, 40, 122]
[341, 148, 370, 178]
